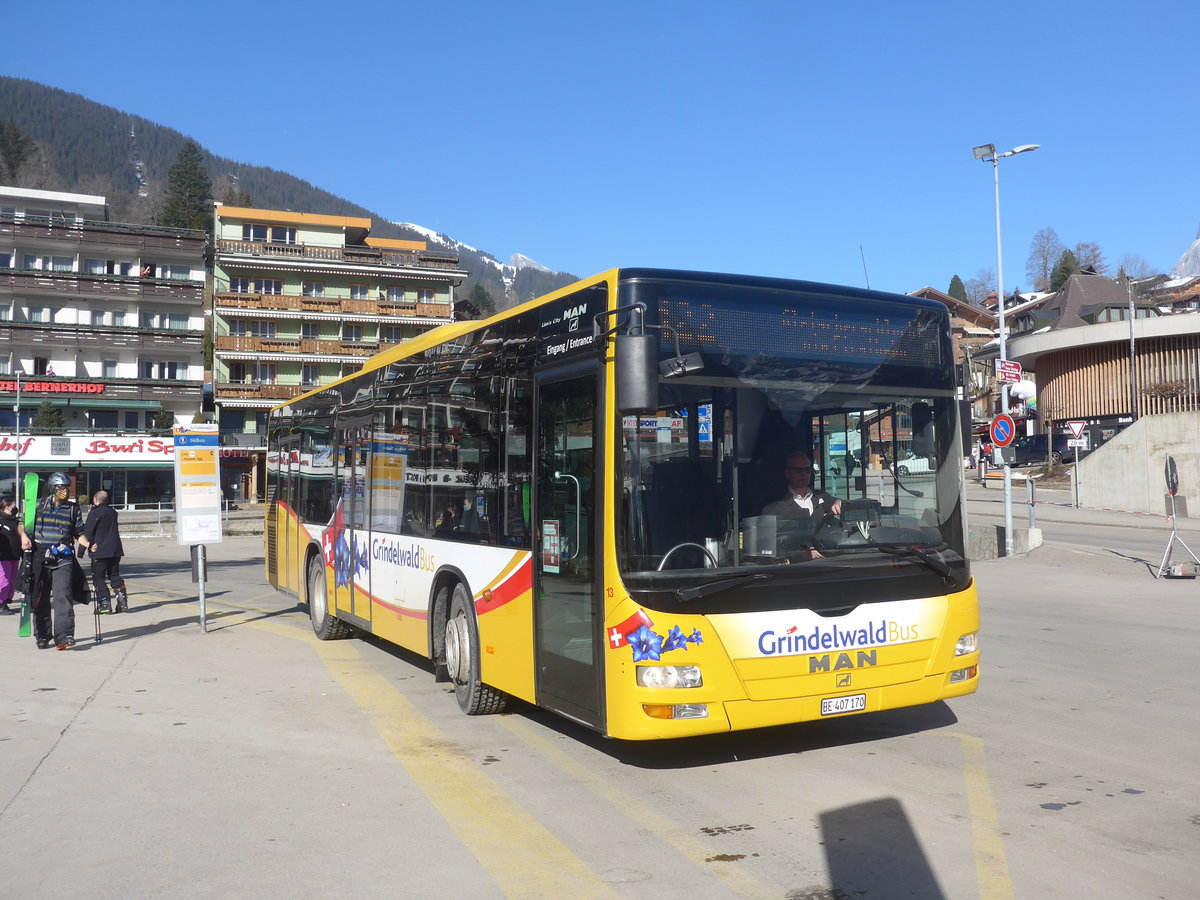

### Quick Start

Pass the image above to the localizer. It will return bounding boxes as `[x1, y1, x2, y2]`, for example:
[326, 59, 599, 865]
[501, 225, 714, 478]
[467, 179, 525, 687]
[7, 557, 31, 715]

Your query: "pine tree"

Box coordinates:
[30, 400, 64, 433]
[947, 274, 968, 303]
[157, 140, 213, 233]
[1050, 249, 1079, 292]
[0, 119, 36, 182]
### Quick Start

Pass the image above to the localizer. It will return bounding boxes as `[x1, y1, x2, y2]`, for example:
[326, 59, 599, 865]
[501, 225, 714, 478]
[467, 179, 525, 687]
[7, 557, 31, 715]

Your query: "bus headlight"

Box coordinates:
[955, 632, 978, 656]
[636, 665, 703, 689]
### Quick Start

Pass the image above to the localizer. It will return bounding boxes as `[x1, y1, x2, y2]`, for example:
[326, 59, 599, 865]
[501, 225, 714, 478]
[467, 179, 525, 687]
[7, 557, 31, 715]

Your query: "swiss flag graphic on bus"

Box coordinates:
[607, 609, 654, 650]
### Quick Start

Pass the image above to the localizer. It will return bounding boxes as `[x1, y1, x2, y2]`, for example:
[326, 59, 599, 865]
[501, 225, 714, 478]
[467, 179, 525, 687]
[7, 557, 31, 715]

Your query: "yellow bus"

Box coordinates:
[265, 268, 979, 739]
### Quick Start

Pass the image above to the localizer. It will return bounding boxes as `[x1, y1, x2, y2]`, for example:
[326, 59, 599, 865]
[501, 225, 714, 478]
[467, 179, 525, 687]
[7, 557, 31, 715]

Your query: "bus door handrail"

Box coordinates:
[554, 471, 581, 560]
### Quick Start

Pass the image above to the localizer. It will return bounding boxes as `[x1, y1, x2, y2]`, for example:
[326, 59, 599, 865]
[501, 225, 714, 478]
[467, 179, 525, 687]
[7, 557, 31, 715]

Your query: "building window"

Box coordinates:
[34, 357, 51, 375]
[303, 281, 325, 297]
[342, 364, 362, 378]
[386, 287, 407, 303]
[350, 283, 369, 300]
[301, 364, 319, 386]
[91, 410, 118, 429]
[254, 278, 283, 295]
[417, 289, 435, 303]
[113, 311, 126, 327]
[230, 277, 251, 293]
[168, 313, 189, 331]
[229, 362, 276, 384]
[242, 223, 297, 244]
[251, 320, 277, 338]
[103, 360, 118, 378]
[383, 326, 404, 343]
[0, 359, 8, 375]
[343, 324, 363, 342]
[140, 360, 185, 380]
[301, 322, 320, 340]
[29, 307, 49, 323]
[124, 412, 140, 430]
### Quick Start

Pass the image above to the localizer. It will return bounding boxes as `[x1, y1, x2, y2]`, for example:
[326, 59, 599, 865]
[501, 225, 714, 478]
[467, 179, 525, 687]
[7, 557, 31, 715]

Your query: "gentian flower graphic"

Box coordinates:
[688, 628, 704, 645]
[662, 625, 689, 652]
[628, 624, 663, 662]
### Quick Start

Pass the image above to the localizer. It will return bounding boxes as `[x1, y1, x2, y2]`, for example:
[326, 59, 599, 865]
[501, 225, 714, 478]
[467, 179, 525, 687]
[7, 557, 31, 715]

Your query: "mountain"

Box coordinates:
[1170, 226, 1200, 279]
[0, 76, 577, 309]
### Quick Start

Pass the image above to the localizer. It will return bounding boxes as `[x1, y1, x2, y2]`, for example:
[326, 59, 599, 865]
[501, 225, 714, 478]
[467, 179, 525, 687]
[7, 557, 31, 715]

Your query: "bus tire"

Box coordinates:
[445, 582, 508, 715]
[308, 556, 350, 641]
[431, 583, 451, 683]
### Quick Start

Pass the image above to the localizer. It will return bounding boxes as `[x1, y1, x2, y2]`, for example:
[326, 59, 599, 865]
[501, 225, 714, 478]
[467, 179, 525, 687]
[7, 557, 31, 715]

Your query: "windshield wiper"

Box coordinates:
[676, 572, 770, 603]
[873, 543, 953, 578]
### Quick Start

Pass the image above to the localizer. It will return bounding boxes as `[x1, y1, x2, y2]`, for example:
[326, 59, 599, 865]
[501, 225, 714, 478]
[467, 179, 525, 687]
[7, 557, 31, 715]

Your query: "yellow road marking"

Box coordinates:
[944, 732, 1014, 900]
[501, 716, 778, 897]
[249, 619, 615, 899]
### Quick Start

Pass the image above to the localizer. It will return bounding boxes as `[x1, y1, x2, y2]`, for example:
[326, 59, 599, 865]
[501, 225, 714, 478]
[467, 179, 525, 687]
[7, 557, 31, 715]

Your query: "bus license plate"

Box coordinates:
[821, 693, 866, 716]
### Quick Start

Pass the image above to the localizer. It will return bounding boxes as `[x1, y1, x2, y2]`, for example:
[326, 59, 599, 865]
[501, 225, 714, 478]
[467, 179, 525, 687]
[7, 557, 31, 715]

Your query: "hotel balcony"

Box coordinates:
[1, 322, 204, 351]
[214, 336, 384, 356]
[214, 291, 452, 319]
[0, 215, 205, 252]
[215, 239, 464, 273]
[215, 382, 307, 401]
[0, 267, 204, 303]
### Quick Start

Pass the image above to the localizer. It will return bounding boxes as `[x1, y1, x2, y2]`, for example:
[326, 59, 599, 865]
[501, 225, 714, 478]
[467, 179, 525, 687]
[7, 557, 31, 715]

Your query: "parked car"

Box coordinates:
[1012, 433, 1076, 467]
[891, 452, 932, 476]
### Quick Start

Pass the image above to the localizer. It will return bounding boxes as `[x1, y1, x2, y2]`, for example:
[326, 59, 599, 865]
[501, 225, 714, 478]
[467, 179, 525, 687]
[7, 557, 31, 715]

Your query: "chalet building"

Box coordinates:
[907, 287, 999, 433]
[0, 186, 206, 504]
[211, 205, 467, 500]
[1007, 272, 1200, 452]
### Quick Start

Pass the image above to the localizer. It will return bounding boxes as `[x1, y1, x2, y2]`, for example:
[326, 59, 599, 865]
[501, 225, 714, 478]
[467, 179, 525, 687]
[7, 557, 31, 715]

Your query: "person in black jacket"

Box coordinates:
[84, 490, 127, 614]
[0, 496, 21, 613]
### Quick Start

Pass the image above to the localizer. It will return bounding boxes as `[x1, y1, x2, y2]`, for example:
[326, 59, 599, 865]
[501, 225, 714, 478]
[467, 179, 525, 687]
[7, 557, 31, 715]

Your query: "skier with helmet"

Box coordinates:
[18, 472, 90, 650]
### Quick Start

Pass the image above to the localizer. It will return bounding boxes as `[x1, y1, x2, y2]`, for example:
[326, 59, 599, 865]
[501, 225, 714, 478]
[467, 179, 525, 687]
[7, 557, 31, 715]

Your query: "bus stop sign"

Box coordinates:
[989, 414, 1016, 447]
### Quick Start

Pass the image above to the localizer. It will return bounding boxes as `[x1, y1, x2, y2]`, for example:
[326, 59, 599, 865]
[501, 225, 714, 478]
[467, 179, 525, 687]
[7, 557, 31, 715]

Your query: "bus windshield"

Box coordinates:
[616, 276, 968, 612]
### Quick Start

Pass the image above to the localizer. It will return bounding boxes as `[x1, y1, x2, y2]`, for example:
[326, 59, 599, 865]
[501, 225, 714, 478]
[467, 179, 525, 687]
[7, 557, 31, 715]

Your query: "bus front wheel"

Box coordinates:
[445, 583, 508, 715]
[308, 556, 350, 641]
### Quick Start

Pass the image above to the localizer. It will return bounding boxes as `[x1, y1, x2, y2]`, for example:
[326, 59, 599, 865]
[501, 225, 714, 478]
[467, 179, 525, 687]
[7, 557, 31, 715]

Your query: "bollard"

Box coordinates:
[1027, 477, 1036, 528]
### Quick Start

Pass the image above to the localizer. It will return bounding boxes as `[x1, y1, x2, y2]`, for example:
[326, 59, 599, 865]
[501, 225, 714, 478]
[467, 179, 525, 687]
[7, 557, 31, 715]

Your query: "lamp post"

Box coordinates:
[12, 371, 20, 500]
[973, 142, 1040, 557]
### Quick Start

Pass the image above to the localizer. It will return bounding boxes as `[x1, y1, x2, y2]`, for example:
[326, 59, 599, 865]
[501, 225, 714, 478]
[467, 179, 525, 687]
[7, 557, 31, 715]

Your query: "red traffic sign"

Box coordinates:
[995, 359, 1022, 383]
[989, 414, 1016, 447]
[1066, 420, 1086, 439]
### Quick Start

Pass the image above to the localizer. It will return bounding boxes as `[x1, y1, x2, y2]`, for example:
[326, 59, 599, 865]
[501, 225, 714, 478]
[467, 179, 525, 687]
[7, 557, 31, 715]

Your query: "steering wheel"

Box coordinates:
[657, 542, 718, 571]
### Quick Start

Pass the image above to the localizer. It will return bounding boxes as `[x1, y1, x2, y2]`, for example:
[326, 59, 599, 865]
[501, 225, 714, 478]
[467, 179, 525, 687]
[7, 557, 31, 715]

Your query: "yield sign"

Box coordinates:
[1066, 421, 1086, 439]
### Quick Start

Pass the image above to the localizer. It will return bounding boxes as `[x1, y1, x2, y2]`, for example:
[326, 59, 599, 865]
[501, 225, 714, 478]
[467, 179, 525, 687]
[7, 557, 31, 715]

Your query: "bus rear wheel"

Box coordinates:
[445, 583, 508, 715]
[308, 556, 350, 640]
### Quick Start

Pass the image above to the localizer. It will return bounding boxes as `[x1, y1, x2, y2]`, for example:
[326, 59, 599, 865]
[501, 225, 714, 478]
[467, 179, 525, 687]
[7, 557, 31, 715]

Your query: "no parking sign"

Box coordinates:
[989, 414, 1016, 447]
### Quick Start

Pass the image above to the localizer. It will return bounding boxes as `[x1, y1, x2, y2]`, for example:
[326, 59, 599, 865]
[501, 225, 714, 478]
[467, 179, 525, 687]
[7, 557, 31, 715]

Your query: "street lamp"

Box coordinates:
[973, 142, 1040, 557]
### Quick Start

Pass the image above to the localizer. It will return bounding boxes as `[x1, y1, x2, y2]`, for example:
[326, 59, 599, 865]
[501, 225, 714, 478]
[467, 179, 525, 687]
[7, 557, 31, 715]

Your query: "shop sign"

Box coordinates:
[0, 433, 174, 463]
[0, 380, 106, 394]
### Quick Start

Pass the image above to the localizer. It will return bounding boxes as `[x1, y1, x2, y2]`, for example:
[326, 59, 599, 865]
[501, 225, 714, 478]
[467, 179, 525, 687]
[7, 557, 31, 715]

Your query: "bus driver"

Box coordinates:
[762, 452, 843, 560]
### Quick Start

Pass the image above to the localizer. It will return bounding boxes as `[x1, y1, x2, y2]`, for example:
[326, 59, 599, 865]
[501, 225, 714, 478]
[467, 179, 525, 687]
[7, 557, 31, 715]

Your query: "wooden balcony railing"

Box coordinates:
[215, 382, 305, 401]
[0, 268, 204, 301]
[216, 239, 463, 271]
[214, 291, 453, 320]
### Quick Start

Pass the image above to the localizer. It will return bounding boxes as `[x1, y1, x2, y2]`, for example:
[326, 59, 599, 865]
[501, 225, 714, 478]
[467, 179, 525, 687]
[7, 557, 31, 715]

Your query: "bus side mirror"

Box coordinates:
[616, 331, 659, 414]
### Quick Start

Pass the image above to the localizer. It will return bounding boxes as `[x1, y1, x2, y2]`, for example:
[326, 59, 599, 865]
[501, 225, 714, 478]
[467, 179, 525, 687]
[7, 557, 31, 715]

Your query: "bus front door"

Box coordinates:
[534, 371, 602, 729]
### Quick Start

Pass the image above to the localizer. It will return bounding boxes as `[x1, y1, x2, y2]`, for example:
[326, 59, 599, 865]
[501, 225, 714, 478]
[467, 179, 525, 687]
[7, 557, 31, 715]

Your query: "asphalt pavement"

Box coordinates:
[1, 505, 1196, 897]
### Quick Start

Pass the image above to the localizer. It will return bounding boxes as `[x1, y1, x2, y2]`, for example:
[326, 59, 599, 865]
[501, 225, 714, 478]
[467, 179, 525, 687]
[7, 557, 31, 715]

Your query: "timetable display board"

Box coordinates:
[174, 424, 224, 546]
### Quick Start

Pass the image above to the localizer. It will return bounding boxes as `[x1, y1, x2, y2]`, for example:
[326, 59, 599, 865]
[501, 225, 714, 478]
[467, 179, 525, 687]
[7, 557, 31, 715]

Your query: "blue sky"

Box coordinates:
[5, 1, 1198, 294]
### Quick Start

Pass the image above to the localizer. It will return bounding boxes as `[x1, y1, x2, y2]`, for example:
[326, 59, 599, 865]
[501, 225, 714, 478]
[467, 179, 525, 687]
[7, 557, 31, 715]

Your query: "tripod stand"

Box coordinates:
[1156, 492, 1200, 579]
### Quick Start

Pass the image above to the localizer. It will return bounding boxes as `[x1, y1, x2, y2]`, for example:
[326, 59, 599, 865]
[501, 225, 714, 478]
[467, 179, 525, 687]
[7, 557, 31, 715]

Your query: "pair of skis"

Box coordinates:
[16, 475, 101, 644]
[18, 473, 35, 638]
